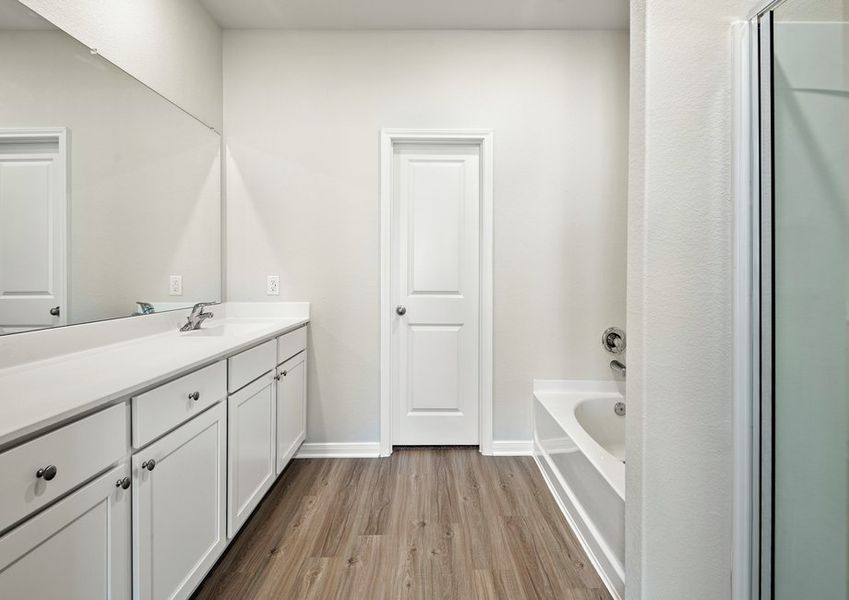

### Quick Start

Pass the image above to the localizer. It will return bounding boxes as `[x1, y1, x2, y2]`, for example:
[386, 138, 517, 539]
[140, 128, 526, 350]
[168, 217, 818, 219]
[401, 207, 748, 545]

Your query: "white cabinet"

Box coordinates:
[0, 463, 131, 600]
[227, 339, 276, 393]
[132, 402, 226, 600]
[132, 362, 226, 448]
[227, 373, 276, 538]
[0, 403, 128, 533]
[275, 351, 307, 474]
[276, 326, 306, 365]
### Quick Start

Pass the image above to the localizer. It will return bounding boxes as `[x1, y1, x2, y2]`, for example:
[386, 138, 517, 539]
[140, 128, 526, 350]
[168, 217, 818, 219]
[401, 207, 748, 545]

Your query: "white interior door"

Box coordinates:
[0, 129, 68, 333]
[391, 143, 480, 445]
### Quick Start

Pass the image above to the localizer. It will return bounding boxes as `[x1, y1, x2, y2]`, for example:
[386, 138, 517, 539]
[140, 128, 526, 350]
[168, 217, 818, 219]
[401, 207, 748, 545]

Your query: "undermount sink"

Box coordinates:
[179, 320, 275, 338]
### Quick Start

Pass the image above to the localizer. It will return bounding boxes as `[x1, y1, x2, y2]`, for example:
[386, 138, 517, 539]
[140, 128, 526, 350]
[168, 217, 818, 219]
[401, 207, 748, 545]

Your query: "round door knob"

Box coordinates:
[188, 391, 200, 402]
[142, 459, 156, 471]
[36, 465, 57, 481]
[115, 477, 131, 489]
[396, 305, 407, 316]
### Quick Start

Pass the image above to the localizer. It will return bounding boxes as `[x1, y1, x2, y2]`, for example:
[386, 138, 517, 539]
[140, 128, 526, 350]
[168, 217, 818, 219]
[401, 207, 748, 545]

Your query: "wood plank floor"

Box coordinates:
[193, 448, 611, 600]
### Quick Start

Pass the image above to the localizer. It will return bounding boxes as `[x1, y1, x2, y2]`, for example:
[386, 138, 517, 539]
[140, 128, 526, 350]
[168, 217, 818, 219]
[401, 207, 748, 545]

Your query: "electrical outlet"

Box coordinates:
[169, 275, 183, 296]
[266, 275, 280, 296]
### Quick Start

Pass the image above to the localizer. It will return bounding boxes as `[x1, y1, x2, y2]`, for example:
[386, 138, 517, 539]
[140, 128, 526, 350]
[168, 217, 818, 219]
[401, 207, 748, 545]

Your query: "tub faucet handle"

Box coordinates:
[610, 359, 626, 378]
[602, 327, 626, 354]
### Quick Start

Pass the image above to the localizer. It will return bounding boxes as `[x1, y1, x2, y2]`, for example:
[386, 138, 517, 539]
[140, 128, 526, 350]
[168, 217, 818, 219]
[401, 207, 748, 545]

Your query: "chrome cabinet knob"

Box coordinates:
[49, 306, 60, 317]
[188, 391, 200, 402]
[36, 465, 57, 481]
[281, 370, 288, 377]
[142, 459, 156, 471]
[115, 477, 131, 489]
[396, 305, 407, 316]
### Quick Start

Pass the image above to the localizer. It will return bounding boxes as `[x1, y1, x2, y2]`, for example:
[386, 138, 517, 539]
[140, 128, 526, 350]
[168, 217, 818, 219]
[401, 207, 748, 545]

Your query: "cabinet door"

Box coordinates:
[133, 403, 226, 600]
[227, 373, 276, 538]
[276, 351, 307, 474]
[0, 463, 131, 600]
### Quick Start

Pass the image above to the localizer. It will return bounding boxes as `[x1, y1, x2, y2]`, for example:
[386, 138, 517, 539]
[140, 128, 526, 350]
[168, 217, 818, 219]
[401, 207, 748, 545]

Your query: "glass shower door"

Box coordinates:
[768, 0, 849, 597]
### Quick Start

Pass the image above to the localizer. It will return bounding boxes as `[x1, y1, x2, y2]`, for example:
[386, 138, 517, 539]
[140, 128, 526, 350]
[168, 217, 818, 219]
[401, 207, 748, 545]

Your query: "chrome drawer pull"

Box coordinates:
[188, 391, 200, 402]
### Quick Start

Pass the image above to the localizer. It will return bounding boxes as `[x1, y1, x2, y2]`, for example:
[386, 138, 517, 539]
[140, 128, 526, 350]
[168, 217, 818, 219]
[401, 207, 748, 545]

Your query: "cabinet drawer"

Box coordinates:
[132, 362, 226, 449]
[0, 402, 128, 534]
[277, 326, 307, 365]
[228, 339, 275, 393]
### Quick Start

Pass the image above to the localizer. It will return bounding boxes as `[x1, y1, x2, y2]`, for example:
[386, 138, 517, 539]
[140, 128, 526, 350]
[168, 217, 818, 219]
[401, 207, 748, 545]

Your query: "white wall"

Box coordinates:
[0, 31, 221, 326]
[17, 0, 223, 130]
[224, 30, 629, 444]
[626, 1, 758, 598]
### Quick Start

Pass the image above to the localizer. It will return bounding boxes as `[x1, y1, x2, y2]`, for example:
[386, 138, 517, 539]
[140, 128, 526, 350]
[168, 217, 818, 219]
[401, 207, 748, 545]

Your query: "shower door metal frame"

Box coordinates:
[755, 10, 774, 599]
[748, 1, 791, 597]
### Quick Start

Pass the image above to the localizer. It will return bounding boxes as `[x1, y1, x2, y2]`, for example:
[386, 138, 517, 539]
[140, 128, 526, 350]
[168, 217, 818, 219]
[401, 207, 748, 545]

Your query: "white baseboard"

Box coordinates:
[296, 440, 532, 458]
[295, 442, 381, 458]
[490, 440, 534, 456]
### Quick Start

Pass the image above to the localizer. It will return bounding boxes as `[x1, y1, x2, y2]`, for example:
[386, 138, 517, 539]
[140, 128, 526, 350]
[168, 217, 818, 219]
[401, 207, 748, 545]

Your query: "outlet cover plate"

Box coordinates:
[169, 275, 183, 296]
[266, 275, 280, 296]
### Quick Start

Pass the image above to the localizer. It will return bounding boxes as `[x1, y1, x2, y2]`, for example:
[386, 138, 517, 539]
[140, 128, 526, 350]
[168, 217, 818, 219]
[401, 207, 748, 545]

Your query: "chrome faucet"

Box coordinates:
[179, 302, 217, 332]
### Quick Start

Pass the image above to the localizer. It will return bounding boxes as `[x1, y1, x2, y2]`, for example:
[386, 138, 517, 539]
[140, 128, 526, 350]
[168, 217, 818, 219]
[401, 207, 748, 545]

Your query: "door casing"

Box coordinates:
[379, 129, 493, 456]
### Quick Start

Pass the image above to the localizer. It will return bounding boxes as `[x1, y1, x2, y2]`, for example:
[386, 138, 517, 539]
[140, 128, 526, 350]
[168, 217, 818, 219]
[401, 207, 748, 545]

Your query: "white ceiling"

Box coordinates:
[199, 0, 628, 30]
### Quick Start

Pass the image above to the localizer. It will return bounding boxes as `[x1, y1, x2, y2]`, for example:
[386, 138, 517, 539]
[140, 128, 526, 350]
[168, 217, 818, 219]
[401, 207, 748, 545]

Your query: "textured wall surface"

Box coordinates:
[626, 1, 758, 598]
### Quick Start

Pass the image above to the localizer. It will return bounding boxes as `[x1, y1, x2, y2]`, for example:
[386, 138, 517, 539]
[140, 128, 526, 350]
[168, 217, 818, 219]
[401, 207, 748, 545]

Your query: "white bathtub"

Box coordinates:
[532, 380, 625, 599]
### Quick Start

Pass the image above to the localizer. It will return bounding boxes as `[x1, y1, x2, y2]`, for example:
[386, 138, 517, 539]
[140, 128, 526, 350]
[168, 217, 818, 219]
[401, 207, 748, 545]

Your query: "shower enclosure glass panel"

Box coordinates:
[770, 0, 849, 597]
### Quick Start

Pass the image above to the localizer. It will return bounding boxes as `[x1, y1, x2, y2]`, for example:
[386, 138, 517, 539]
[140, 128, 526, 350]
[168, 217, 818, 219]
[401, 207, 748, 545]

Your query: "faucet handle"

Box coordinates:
[602, 327, 626, 354]
[189, 301, 219, 317]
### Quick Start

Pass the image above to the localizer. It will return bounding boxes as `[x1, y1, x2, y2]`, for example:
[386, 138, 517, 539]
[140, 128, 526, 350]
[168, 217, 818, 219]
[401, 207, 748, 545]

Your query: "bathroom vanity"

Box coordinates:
[0, 303, 309, 600]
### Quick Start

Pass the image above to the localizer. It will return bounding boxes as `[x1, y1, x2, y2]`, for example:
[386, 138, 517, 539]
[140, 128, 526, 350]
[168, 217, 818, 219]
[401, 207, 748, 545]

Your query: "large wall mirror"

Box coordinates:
[0, 0, 221, 335]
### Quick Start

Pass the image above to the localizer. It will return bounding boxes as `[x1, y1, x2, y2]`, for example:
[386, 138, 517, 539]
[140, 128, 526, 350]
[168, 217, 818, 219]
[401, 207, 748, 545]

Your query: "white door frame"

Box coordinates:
[0, 127, 69, 329]
[379, 128, 494, 457]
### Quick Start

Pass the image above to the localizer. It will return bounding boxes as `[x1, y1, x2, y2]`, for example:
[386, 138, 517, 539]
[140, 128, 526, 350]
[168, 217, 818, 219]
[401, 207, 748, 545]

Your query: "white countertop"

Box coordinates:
[0, 308, 309, 449]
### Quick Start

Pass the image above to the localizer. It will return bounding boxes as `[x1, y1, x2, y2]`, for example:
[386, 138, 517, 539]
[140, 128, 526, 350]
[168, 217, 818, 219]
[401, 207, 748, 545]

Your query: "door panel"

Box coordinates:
[408, 325, 463, 412]
[409, 160, 464, 293]
[392, 143, 480, 445]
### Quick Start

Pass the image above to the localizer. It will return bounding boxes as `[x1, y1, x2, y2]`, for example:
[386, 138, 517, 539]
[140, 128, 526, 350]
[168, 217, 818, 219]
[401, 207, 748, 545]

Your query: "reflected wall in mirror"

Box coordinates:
[0, 0, 221, 335]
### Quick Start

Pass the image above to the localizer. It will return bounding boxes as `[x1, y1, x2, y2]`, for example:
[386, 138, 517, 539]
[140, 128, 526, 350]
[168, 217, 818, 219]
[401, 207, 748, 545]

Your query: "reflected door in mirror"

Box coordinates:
[0, 129, 67, 334]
